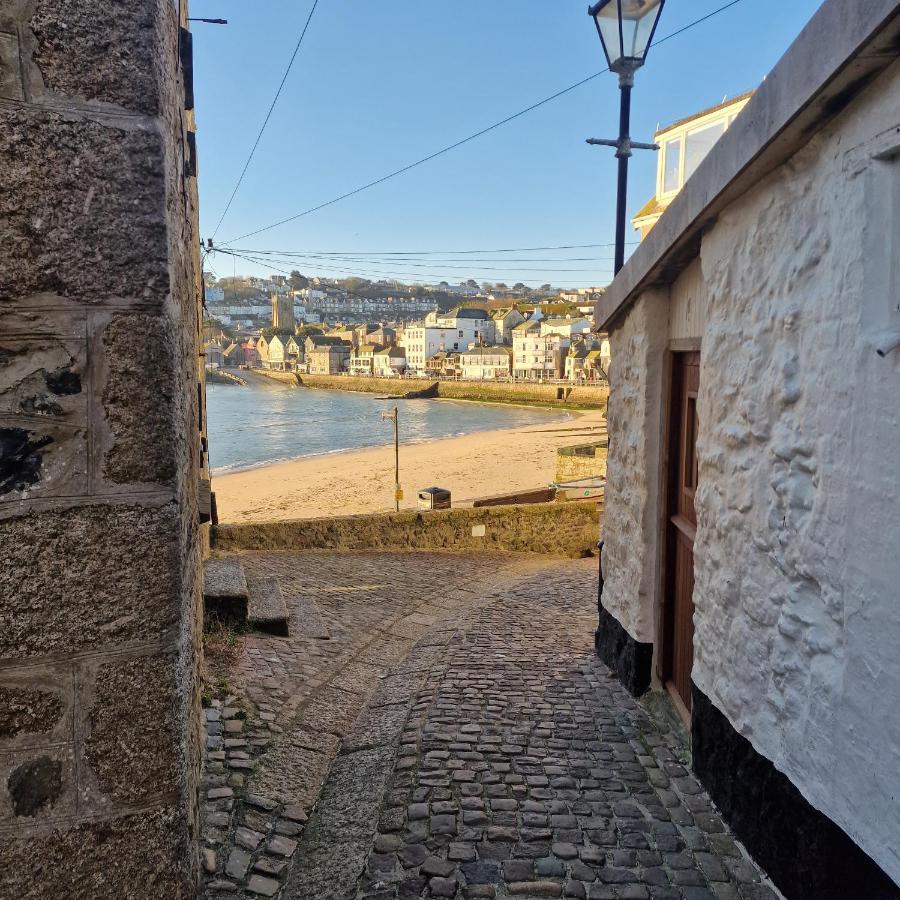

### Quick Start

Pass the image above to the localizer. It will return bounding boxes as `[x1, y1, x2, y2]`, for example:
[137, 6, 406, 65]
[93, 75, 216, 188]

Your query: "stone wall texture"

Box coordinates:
[0, 1, 204, 895]
[214, 500, 602, 558]
[604, 59, 900, 882]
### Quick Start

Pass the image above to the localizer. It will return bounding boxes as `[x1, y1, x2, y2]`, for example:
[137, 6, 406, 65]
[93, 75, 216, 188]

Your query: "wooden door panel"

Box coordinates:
[663, 351, 699, 717]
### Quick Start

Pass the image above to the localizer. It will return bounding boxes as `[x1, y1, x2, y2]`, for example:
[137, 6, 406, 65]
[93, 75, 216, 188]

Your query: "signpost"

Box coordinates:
[381, 406, 401, 512]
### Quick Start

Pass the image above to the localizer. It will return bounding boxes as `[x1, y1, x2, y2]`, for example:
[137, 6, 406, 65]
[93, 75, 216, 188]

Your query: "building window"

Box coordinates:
[684, 120, 726, 182]
[663, 137, 681, 193]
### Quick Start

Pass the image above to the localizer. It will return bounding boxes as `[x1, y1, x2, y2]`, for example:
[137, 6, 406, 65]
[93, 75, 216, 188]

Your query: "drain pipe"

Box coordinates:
[595, 540, 605, 649]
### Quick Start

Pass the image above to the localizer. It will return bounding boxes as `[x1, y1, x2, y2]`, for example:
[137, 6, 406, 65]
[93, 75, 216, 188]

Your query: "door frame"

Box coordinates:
[656, 340, 701, 725]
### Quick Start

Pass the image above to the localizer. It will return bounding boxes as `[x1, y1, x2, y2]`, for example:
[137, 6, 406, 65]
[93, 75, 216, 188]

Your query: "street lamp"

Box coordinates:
[587, 0, 665, 273]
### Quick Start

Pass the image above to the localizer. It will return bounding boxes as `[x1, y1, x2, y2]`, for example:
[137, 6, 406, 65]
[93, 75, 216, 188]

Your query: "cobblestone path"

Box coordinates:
[202, 551, 774, 900]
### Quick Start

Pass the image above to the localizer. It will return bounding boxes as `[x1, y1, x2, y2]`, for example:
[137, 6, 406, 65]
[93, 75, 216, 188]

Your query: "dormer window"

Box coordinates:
[663, 137, 681, 193]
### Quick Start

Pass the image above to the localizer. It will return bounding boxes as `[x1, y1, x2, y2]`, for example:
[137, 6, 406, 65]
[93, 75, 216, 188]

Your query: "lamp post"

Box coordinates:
[587, 0, 665, 273]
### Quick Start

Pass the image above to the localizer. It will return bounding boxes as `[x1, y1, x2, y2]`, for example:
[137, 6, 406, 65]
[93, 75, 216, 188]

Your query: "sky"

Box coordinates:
[192, 0, 822, 288]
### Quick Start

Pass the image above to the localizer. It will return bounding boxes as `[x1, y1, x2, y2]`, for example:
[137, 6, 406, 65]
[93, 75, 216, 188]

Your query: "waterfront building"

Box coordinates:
[348, 343, 380, 376]
[203, 339, 223, 368]
[306, 336, 351, 374]
[267, 334, 302, 370]
[512, 317, 568, 380]
[373, 346, 406, 377]
[565, 336, 610, 382]
[255, 334, 270, 368]
[594, 3, 900, 893]
[460, 346, 512, 380]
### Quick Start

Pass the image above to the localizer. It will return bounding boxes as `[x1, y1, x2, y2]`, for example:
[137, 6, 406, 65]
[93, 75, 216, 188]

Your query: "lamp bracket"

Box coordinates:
[586, 137, 659, 159]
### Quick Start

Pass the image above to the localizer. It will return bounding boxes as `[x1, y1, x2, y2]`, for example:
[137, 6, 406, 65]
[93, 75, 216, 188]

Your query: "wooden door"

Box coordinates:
[663, 352, 700, 715]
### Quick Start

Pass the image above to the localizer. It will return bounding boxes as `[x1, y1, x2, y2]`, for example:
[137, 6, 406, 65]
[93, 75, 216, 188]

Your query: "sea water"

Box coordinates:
[206, 379, 569, 474]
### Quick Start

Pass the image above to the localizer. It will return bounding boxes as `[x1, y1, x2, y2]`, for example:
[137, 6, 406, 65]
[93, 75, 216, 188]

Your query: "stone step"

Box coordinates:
[203, 556, 249, 623]
[248, 576, 290, 637]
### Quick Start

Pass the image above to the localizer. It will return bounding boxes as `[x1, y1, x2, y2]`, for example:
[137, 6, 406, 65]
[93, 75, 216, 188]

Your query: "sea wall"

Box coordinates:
[214, 501, 602, 558]
[254, 370, 608, 408]
[555, 441, 609, 483]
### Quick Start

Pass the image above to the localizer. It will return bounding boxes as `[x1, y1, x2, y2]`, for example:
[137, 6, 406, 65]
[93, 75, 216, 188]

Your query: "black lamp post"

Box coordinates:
[587, 0, 665, 273]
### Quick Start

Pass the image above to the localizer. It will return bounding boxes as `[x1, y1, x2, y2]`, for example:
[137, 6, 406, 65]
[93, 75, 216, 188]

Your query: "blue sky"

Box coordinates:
[193, 0, 822, 287]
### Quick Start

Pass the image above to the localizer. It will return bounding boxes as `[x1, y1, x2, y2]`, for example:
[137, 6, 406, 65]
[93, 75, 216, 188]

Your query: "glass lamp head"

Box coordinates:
[589, 0, 665, 74]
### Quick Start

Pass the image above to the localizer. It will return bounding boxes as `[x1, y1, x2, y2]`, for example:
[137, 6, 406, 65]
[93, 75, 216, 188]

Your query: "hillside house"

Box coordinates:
[491, 307, 526, 344]
[594, 3, 900, 896]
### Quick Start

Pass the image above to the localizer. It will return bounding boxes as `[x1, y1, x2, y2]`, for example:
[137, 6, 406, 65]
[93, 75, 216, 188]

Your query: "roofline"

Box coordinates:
[654, 90, 755, 138]
[597, 0, 900, 332]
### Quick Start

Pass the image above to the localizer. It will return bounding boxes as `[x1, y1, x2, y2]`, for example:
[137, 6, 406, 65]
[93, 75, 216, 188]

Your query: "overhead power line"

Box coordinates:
[225, 250, 614, 273]
[224, 239, 637, 257]
[210, 0, 321, 240]
[214, 248, 606, 286]
[219, 0, 746, 246]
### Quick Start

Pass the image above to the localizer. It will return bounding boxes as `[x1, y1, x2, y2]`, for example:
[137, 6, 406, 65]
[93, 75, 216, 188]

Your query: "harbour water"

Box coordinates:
[206, 378, 570, 474]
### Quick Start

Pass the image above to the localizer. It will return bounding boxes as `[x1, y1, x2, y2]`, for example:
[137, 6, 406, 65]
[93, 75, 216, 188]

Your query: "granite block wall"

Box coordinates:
[0, 1, 203, 895]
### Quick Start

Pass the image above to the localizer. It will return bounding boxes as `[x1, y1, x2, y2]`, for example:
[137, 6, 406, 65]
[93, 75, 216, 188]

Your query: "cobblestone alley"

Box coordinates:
[200, 551, 775, 900]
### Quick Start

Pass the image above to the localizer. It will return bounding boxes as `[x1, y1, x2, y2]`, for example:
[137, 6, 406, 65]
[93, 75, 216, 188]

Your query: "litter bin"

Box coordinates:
[417, 487, 451, 510]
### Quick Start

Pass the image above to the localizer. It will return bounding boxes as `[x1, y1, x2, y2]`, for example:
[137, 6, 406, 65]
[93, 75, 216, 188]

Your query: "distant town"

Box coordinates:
[203, 275, 610, 383]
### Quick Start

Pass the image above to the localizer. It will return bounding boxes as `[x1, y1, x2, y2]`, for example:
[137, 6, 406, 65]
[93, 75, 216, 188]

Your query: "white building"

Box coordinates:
[595, 2, 900, 895]
[426, 307, 496, 348]
[459, 346, 511, 380]
[512, 317, 569, 380]
[540, 317, 593, 341]
[402, 308, 496, 375]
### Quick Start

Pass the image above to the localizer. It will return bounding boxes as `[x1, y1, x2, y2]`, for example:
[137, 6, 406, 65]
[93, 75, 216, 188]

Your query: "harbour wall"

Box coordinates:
[253, 370, 608, 409]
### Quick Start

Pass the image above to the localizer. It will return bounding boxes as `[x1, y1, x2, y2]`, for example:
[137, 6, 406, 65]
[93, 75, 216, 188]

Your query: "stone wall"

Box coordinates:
[261, 371, 608, 409]
[555, 440, 608, 483]
[214, 501, 602, 558]
[0, 2, 203, 895]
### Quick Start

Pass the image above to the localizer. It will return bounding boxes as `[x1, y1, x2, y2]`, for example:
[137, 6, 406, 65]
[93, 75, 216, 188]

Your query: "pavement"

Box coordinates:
[199, 550, 776, 900]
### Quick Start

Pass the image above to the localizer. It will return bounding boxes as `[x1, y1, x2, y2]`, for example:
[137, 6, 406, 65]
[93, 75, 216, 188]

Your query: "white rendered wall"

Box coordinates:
[602, 288, 668, 644]
[691, 62, 900, 881]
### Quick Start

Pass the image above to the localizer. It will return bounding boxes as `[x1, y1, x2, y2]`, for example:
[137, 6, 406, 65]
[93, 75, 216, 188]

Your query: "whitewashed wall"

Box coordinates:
[602, 288, 668, 643]
[693, 61, 900, 882]
[605, 59, 900, 881]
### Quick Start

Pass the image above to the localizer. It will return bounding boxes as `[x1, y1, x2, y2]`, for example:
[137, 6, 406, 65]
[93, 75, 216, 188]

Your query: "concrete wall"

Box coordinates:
[0, 2, 203, 895]
[604, 59, 900, 881]
[214, 501, 602, 559]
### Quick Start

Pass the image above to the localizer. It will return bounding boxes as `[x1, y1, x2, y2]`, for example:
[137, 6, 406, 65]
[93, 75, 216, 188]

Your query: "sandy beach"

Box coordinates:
[213, 409, 606, 523]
